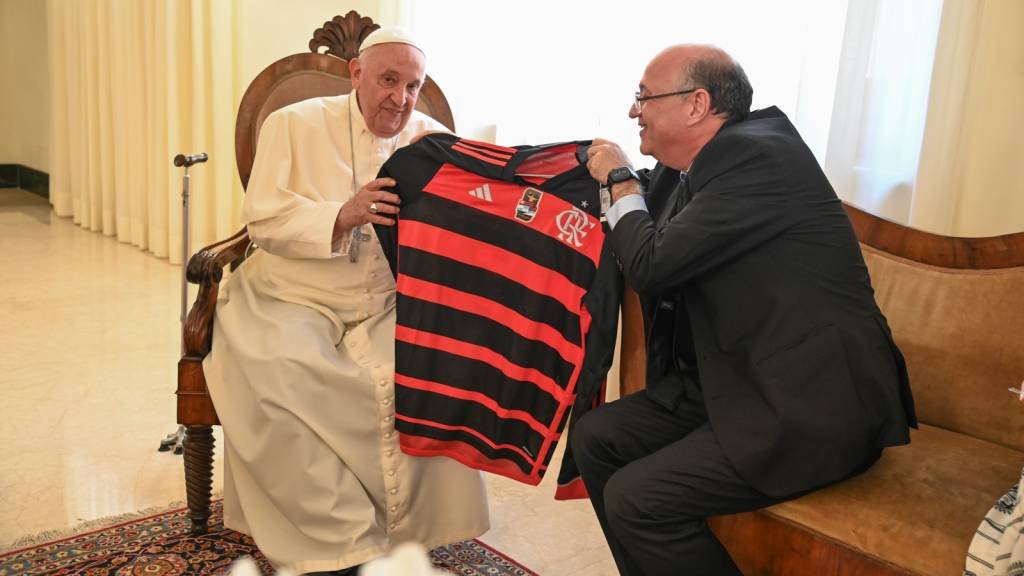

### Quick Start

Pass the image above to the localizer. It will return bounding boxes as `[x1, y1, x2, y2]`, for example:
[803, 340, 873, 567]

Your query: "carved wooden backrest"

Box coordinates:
[234, 10, 455, 189]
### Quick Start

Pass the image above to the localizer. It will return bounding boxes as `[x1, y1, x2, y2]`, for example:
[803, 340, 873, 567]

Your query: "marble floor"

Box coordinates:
[0, 188, 618, 574]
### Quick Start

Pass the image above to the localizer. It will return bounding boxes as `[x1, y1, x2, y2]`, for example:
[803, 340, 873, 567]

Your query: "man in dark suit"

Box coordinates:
[573, 44, 917, 575]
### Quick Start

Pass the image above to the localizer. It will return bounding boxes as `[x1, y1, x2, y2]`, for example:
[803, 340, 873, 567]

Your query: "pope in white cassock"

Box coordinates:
[204, 27, 490, 575]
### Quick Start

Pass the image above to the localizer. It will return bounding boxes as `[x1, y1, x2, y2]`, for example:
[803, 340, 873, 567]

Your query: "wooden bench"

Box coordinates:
[619, 203, 1024, 575]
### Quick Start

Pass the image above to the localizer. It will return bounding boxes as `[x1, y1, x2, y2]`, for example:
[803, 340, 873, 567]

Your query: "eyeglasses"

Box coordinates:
[633, 88, 699, 112]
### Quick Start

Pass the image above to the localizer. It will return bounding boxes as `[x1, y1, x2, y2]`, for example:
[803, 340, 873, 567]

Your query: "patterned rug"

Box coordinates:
[0, 501, 536, 575]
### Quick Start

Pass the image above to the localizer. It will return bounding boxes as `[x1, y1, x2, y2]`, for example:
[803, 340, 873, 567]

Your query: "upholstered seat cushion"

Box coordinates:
[763, 424, 1023, 575]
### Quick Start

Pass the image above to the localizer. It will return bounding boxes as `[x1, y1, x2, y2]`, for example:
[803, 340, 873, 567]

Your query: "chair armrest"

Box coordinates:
[182, 226, 252, 358]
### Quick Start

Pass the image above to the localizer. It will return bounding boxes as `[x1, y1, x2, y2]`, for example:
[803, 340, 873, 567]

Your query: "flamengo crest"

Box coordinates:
[556, 207, 596, 248]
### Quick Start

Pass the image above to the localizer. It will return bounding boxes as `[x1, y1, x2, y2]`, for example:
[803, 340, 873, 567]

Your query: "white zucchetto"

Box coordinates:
[358, 26, 424, 55]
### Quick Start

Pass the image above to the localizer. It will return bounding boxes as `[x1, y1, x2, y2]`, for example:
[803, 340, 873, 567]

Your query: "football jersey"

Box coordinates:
[375, 133, 621, 499]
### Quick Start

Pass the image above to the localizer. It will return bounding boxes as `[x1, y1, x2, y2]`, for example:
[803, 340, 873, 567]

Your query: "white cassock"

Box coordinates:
[204, 93, 490, 574]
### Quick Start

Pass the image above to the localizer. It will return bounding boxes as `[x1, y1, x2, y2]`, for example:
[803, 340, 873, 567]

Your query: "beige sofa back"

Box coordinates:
[850, 209, 1024, 452]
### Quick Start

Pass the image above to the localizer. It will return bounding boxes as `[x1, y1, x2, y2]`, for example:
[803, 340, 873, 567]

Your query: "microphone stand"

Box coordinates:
[159, 152, 208, 455]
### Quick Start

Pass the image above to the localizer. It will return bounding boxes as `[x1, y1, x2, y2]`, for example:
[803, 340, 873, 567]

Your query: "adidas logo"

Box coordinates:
[468, 184, 493, 202]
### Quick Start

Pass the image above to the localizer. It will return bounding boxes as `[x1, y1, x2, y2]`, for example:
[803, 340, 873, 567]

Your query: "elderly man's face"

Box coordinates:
[350, 44, 426, 138]
[630, 54, 692, 159]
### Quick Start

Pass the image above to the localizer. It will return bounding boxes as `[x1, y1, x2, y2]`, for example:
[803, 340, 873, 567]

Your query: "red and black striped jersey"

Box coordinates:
[375, 134, 621, 499]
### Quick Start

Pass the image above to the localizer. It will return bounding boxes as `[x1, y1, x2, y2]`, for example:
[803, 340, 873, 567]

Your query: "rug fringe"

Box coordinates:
[0, 499, 190, 554]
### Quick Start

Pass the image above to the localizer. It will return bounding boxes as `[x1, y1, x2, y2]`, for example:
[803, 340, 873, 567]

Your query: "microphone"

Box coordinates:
[173, 152, 209, 167]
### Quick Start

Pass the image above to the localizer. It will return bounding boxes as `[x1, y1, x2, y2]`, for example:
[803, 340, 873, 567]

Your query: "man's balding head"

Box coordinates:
[632, 44, 752, 169]
[652, 44, 752, 124]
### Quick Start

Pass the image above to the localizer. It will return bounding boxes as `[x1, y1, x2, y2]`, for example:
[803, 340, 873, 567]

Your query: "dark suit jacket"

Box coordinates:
[611, 106, 917, 497]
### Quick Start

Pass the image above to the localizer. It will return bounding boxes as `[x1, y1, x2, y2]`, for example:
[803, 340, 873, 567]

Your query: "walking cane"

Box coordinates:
[159, 152, 209, 454]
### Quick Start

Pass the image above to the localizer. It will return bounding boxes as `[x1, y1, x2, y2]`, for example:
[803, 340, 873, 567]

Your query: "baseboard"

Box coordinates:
[0, 164, 49, 199]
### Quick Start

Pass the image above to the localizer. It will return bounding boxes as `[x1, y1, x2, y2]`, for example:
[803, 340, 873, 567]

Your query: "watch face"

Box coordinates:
[609, 167, 635, 184]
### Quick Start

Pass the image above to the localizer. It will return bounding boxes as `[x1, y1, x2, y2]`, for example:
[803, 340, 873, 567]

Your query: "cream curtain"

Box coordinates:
[910, 0, 1024, 237]
[47, 0, 241, 264]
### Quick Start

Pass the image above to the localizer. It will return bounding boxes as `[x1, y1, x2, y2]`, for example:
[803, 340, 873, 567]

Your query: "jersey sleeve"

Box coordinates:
[556, 228, 623, 500]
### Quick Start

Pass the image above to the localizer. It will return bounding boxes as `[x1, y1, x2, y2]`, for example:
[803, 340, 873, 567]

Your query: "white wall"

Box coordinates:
[0, 0, 49, 171]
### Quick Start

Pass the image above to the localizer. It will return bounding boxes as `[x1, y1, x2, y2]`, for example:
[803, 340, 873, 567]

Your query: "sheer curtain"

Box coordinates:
[824, 0, 943, 224]
[47, 0, 240, 264]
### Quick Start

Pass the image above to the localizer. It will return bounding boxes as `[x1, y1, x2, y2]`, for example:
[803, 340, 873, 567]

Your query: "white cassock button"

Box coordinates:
[379, 379, 388, 387]
[383, 416, 392, 423]
[385, 432, 393, 439]
[387, 469, 396, 477]
[386, 449, 395, 457]
[389, 505, 398, 512]
[389, 523, 396, 530]
[382, 398, 392, 406]
[389, 488, 398, 495]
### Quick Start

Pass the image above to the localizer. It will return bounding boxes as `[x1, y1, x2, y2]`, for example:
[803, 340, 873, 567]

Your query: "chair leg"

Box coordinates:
[183, 424, 215, 534]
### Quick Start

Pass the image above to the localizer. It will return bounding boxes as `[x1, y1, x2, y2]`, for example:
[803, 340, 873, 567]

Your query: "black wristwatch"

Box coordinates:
[606, 166, 639, 188]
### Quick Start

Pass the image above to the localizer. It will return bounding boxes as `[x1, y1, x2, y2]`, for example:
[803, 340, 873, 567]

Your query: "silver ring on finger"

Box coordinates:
[369, 202, 378, 214]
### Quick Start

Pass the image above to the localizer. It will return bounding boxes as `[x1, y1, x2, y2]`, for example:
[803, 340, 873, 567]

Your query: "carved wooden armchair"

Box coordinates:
[176, 11, 455, 534]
